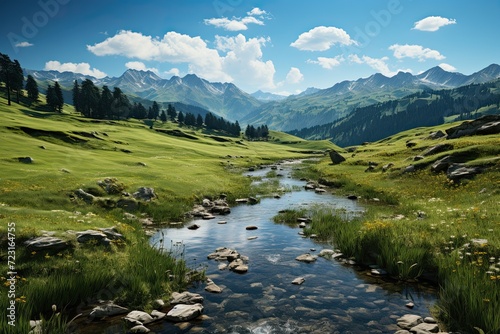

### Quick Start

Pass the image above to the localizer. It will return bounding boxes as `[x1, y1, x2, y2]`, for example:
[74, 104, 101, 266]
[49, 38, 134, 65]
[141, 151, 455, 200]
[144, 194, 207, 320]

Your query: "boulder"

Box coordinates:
[446, 163, 482, 181]
[427, 130, 446, 139]
[123, 310, 154, 326]
[382, 162, 394, 172]
[396, 314, 423, 330]
[25, 236, 70, 252]
[116, 198, 138, 211]
[187, 224, 200, 230]
[410, 322, 439, 333]
[89, 302, 129, 318]
[205, 278, 223, 293]
[292, 277, 305, 285]
[75, 189, 95, 204]
[18, 156, 34, 163]
[170, 292, 204, 305]
[166, 303, 203, 322]
[295, 253, 317, 263]
[431, 156, 453, 173]
[129, 325, 150, 333]
[76, 230, 111, 246]
[97, 177, 125, 194]
[403, 165, 416, 174]
[329, 150, 346, 164]
[446, 115, 500, 139]
[423, 143, 454, 156]
[98, 227, 124, 240]
[207, 247, 240, 261]
[133, 187, 156, 201]
[150, 310, 166, 321]
[246, 225, 258, 230]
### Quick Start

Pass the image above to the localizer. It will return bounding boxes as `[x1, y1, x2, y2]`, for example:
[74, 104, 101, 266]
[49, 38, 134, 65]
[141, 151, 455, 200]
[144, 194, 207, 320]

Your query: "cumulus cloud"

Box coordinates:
[307, 56, 344, 69]
[348, 55, 411, 77]
[44, 61, 107, 78]
[438, 63, 457, 72]
[413, 16, 457, 32]
[164, 68, 181, 78]
[290, 26, 357, 51]
[15, 41, 33, 48]
[286, 67, 304, 84]
[216, 34, 276, 90]
[125, 61, 159, 75]
[389, 44, 445, 61]
[204, 7, 269, 31]
[87, 30, 229, 82]
[88, 30, 277, 90]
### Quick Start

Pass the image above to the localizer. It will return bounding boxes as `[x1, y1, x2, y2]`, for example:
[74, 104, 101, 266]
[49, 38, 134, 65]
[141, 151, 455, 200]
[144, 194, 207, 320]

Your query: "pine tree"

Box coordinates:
[160, 110, 167, 122]
[111, 87, 130, 119]
[196, 114, 204, 127]
[151, 101, 160, 120]
[46, 84, 58, 111]
[177, 111, 184, 124]
[98, 85, 113, 119]
[0, 53, 13, 105]
[25, 75, 39, 103]
[72, 80, 80, 112]
[53, 81, 64, 112]
[12, 60, 24, 104]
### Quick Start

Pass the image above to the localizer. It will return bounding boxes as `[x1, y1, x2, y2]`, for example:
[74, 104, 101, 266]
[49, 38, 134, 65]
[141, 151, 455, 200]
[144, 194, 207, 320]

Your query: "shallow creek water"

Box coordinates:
[144, 160, 438, 333]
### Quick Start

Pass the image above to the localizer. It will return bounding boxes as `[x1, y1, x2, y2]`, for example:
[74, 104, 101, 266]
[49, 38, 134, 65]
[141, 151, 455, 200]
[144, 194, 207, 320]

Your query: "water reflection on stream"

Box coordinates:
[149, 160, 437, 333]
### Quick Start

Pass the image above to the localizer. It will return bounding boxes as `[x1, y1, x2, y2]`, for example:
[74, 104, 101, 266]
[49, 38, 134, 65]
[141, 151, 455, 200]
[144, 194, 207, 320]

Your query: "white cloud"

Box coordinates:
[125, 61, 159, 75]
[286, 67, 304, 84]
[88, 30, 277, 91]
[348, 54, 412, 77]
[204, 8, 269, 31]
[164, 68, 180, 78]
[413, 16, 457, 32]
[87, 30, 229, 82]
[15, 41, 33, 48]
[290, 26, 357, 51]
[307, 56, 344, 69]
[44, 61, 107, 78]
[216, 34, 276, 90]
[389, 44, 445, 61]
[438, 63, 457, 72]
[247, 7, 267, 16]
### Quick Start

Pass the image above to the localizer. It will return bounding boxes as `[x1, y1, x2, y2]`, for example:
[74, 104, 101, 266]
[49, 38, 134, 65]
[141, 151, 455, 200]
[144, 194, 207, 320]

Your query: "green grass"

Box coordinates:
[293, 122, 500, 333]
[0, 92, 336, 331]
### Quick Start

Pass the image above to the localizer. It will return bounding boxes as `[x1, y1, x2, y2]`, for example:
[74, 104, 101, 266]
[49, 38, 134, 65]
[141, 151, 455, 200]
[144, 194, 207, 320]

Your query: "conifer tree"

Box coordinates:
[54, 81, 64, 112]
[25, 75, 39, 103]
[72, 80, 80, 112]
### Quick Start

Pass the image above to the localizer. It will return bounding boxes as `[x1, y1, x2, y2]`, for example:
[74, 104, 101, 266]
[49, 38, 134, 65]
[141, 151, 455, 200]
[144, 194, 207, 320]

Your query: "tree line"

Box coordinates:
[244, 124, 269, 140]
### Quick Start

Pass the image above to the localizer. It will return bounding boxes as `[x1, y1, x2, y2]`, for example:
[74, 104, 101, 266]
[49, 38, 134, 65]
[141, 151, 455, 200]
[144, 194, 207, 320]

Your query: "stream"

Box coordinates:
[147, 160, 438, 333]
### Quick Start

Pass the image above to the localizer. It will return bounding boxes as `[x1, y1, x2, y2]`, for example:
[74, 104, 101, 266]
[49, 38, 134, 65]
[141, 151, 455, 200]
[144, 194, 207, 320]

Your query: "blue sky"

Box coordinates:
[1, 0, 499, 95]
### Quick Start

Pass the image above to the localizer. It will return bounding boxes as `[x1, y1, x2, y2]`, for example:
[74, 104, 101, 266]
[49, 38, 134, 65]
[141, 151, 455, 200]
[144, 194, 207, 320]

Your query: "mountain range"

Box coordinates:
[26, 64, 500, 131]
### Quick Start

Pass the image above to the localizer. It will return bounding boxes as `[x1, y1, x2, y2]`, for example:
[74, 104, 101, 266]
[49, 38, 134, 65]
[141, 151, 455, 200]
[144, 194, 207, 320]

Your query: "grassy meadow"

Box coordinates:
[288, 123, 500, 333]
[0, 88, 499, 333]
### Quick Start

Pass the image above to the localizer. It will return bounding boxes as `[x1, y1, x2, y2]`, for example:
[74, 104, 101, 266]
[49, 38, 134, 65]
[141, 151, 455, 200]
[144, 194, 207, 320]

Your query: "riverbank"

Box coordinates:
[291, 123, 499, 333]
[0, 98, 337, 333]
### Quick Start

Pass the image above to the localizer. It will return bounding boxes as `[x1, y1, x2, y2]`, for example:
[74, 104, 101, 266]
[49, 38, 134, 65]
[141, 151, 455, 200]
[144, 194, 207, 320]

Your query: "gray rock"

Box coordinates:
[292, 277, 305, 285]
[166, 303, 203, 322]
[150, 310, 166, 320]
[427, 130, 446, 139]
[410, 322, 439, 333]
[446, 115, 500, 139]
[403, 165, 416, 174]
[246, 225, 258, 230]
[170, 292, 204, 305]
[129, 325, 150, 333]
[295, 253, 317, 263]
[25, 236, 70, 252]
[431, 156, 453, 173]
[18, 156, 33, 163]
[98, 227, 124, 240]
[205, 279, 223, 293]
[423, 144, 453, 156]
[75, 188, 95, 204]
[382, 162, 394, 172]
[394, 331, 411, 334]
[89, 302, 129, 318]
[329, 150, 346, 164]
[424, 317, 437, 324]
[397, 314, 423, 330]
[124, 310, 154, 325]
[76, 230, 111, 246]
[97, 177, 125, 194]
[116, 198, 138, 211]
[132, 187, 156, 201]
[446, 163, 482, 181]
[152, 299, 165, 309]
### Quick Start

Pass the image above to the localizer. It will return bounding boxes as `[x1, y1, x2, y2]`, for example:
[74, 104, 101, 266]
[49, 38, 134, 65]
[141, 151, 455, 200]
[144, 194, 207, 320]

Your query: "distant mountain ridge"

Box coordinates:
[25, 64, 500, 129]
[25, 69, 263, 121]
[242, 64, 500, 131]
